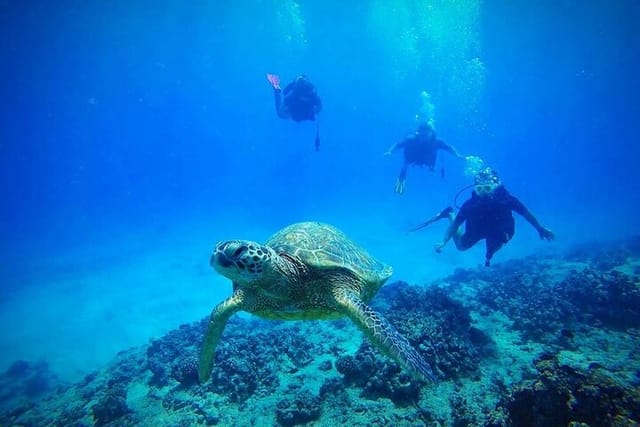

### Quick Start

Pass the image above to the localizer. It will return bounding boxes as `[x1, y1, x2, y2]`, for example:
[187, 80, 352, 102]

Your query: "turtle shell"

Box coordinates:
[265, 222, 392, 283]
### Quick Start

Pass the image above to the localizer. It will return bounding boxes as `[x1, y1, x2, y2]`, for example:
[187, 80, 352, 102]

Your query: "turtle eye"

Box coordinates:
[232, 246, 247, 258]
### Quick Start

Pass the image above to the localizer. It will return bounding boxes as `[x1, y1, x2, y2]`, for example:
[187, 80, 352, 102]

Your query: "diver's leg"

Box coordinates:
[454, 231, 479, 251]
[395, 164, 408, 194]
[410, 207, 454, 231]
[484, 239, 501, 266]
[484, 233, 511, 266]
[399, 164, 408, 180]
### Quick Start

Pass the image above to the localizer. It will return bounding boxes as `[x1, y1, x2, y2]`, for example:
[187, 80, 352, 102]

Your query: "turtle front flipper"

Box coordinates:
[198, 290, 246, 383]
[333, 287, 438, 383]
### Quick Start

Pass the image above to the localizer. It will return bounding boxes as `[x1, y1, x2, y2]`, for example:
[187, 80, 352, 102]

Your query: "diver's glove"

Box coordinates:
[538, 227, 555, 241]
[434, 242, 446, 253]
[394, 178, 405, 194]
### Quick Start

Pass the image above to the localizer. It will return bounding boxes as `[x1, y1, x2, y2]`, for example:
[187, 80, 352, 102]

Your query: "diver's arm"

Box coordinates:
[511, 196, 554, 240]
[384, 140, 404, 156]
[440, 141, 465, 160]
[282, 82, 295, 96]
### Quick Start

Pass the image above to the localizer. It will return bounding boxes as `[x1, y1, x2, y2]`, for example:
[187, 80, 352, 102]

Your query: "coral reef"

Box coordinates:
[471, 253, 640, 341]
[0, 359, 60, 402]
[91, 383, 131, 426]
[560, 268, 640, 329]
[474, 262, 577, 340]
[276, 394, 322, 426]
[147, 322, 204, 387]
[336, 343, 422, 407]
[563, 239, 638, 270]
[380, 281, 486, 379]
[1, 238, 639, 426]
[486, 353, 640, 427]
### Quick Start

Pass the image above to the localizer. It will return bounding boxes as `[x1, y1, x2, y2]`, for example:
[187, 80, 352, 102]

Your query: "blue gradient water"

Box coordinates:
[1, 1, 639, 380]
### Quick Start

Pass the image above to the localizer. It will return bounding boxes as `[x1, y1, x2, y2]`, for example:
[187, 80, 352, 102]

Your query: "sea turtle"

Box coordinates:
[198, 221, 437, 383]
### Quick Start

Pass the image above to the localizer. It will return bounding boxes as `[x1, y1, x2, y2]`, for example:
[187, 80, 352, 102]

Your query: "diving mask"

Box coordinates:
[474, 183, 498, 196]
[473, 167, 500, 196]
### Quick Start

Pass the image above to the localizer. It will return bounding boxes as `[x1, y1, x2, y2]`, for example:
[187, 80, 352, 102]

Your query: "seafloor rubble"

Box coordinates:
[1, 238, 639, 426]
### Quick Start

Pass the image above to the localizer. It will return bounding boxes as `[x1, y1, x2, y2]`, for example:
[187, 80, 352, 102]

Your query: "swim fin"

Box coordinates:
[409, 207, 454, 232]
[266, 73, 281, 90]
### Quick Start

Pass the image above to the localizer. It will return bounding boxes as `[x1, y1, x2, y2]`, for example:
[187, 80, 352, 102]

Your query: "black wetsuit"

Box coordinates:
[452, 185, 538, 265]
[397, 131, 450, 179]
[274, 78, 322, 122]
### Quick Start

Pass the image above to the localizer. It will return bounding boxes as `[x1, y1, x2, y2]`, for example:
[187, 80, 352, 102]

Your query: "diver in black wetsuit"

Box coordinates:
[267, 73, 323, 150]
[385, 123, 465, 194]
[415, 168, 554, 266]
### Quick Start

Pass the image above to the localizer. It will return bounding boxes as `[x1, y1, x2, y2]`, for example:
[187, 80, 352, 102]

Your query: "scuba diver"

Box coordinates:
[384, 123, 466, 194]
[412, 167, 554, 266]
[266, 73, 322, 151]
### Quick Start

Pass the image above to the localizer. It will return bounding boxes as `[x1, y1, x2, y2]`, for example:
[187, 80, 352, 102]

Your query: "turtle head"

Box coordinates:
[211, 240, 277, 285]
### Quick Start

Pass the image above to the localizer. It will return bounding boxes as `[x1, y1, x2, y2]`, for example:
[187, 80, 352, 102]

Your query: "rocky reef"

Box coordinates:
[486, 353, 640, 427]
[0, 238, 639, 426]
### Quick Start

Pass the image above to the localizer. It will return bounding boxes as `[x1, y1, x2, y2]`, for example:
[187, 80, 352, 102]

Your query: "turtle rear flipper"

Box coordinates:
[333, 287, 438, 383]
[198, 291, 246, 383]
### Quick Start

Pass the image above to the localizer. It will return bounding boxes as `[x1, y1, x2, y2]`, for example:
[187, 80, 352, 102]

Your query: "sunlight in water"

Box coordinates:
[463, 155, 485, 177]
[416, 90, 437, 127]
[369, 0, 486, 117]
[276, 0, 308, 49]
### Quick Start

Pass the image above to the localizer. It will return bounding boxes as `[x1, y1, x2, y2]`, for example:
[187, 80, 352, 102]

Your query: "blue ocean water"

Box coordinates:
[1, 0, 639, 382]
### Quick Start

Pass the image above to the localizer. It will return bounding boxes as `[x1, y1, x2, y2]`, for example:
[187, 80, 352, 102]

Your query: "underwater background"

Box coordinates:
[1, 1, 640, 425]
